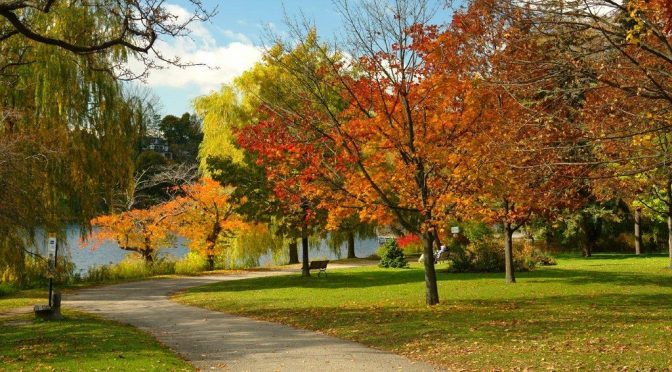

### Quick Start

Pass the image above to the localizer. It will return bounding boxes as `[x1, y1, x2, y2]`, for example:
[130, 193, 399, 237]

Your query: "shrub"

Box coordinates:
[528, 249, 557, 267]
[447, 238, 534, 273]
[396, 234, 424, 254]
[175, 252, 208, 275]
[378, 240, 409, 268]
[2, 250, 215, 289]
[18, 256, 76, 288]
[84, 256, 176, 283]
[0, 282, 18, 296]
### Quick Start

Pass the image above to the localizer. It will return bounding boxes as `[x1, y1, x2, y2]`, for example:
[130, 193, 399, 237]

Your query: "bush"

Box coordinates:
[528, 249, 557, 267]
[175, 252, 208, 275]
[2, 251, 216, 289]
[378, 240, 409, 268]
[447, 238, 534, 273]
[84, 256, 176, 283]
[396, 234, 424, 254]
[0, 282, 18, 297]
[19, 256, 76, 288]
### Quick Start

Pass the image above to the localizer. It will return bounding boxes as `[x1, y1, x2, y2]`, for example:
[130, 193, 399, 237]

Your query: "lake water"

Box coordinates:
[30, 227, 382, 275]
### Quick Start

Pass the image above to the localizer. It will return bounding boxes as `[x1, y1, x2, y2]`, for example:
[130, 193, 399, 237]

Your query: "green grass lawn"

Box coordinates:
[0, 311, 193, 371]
[0, 289, 47, 313]
[174, 254, 672, 370]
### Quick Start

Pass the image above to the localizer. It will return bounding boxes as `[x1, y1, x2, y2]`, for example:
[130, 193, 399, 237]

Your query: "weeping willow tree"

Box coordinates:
[195, 85, 248, 174]
[216, 224, 286, 269]
[324, 216, 377, 259]
[0, 8, 145, 283]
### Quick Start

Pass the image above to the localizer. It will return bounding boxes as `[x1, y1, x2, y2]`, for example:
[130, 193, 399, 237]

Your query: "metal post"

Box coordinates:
[47, 236, 57, 308]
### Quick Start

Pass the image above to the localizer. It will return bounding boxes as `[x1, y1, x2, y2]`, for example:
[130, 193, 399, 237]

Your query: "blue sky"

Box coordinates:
[140, 1, 460, 115]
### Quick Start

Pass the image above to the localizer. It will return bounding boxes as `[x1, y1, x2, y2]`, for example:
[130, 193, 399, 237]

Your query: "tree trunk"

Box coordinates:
[504, 223, 516, 284]
[205, 220, 221, 271]
[667, 180, 672, 269]
[288, 239, 299, 264]
[205, 254, 214, 271]
[142, 249, 154, 264]
[634, 207, 642, 255]
[432, 227, 443, 249]
[583, 240, 593, 258]
[422, 231, 440, 305]
[141, 234, 154, 264]
[301, 227, 310, 277]
[347, 231, 356, 259]
[668, 214, 672, 269]
[580, 214, 597, 257]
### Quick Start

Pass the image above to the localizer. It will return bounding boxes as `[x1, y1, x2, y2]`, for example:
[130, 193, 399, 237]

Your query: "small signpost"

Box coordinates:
[47, 235, 57, 307]
[451, 226, 461, 235]
[35, 234, 62, 320]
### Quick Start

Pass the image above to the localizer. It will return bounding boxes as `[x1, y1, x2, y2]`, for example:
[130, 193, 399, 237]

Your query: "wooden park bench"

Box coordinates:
[308, 260, 329, 277]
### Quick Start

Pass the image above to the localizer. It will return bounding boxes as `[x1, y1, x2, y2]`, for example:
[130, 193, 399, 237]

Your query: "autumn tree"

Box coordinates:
[195, 52, 371, 271]
[89, 205, 179, 263]
[557, 1, 672, 261]
[236, 113, 330, 277]
[446, 0, 590, 280]
[486, 1, 672, 242]
[195, 64, 324, 268]
[256, 0, 491, 304]
[165, 178, 247, 270]
[206, 155, 303, 264]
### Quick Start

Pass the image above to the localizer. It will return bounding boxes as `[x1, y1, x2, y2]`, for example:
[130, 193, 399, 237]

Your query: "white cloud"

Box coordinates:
[129, 4, 262, 95]
[221, 29, 253, 45]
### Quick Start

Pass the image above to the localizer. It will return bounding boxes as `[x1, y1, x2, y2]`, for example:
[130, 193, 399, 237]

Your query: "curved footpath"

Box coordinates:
[65, 267, 439, 371]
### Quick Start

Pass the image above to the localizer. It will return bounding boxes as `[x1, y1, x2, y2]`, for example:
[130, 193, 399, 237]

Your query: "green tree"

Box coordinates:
[158, 113, 202, 163]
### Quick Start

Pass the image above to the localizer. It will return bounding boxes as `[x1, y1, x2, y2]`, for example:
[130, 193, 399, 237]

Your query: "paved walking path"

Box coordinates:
[64, 267, 438, 371]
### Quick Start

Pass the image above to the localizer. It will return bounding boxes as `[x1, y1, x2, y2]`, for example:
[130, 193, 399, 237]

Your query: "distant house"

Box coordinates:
[142, 136, 172, 159]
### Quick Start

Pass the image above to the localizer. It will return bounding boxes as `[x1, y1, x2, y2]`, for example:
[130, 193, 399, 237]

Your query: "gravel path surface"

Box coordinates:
[64, 268, 438, 371]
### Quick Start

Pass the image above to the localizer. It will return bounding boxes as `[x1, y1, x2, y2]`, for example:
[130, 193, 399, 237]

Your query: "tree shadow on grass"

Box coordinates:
[185, 268, 430, 294]
[519, 266, 672, 288]
[212, 290, 672, 369]
[183, 261, 672, 296]
[554, 253, 667, 260]
[176, 252, 672, 296]
[0, 314, 187, 370]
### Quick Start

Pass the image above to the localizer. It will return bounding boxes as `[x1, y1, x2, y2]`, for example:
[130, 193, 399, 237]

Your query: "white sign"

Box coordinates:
[47, 236, 57, 271]
[47, 236, 57, 256]
[451, 226, 460, 234]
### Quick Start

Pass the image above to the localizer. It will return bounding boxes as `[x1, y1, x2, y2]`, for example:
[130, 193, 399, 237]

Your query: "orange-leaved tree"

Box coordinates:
[449, 0, 587, 282]
[89, 203, 180, 263]
[165, 178, 248, 270]
[259, 1, 486, 304]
